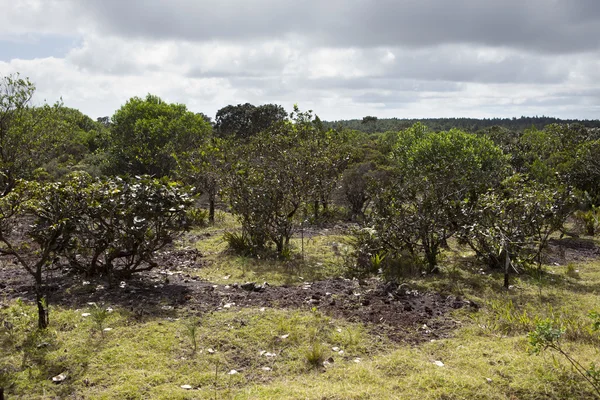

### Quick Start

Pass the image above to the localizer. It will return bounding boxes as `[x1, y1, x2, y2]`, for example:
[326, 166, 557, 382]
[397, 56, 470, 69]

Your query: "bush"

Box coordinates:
[574, 206, 600, 236]
[369, 124, 509, 273]
[64, 175, 194, 278]
[459, 175, 574, 270]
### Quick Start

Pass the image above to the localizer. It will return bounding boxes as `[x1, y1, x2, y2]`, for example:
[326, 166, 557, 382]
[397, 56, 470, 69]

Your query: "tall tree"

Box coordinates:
[108, 94, 212, 177]
[214, 103, 286, 139]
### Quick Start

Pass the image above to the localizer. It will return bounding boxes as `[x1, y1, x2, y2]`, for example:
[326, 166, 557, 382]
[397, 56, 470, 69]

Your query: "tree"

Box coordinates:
[369, 124, 509, 272]
[224, 107, 341, 255]
[108, 94, 211, 177]
[0, 74, 39, 195]
[175, 137, 227, 223]
[214, 103, 286, 140]
[0, 176, 87, 328]
[459, 175, 574, 272]
[569, 139, 600, 206]
[0, 74, 106, 192]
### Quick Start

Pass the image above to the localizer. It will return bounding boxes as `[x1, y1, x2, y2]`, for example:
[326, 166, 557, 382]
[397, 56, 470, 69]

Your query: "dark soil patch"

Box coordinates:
[547, 237, 600, 264]
[0, 248, 473, 345]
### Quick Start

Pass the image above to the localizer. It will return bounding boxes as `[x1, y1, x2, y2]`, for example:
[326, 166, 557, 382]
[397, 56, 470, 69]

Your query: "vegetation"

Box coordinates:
[2, 72, 600, 398]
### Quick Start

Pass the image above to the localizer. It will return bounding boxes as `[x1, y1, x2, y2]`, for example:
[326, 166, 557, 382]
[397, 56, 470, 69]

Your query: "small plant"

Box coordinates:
[90, 304, 110, 337]
[574, 206, 600, 236]
[279, 245, 292, 261]
[370, 251, 386, 272]
[528, 319, 600, 397]
[184, 318, 200, 354]
[186, 207, 209, 228]
[223, 231, 251, 255]
[566, 263, 580, 279]
[304, 341, 326, 369]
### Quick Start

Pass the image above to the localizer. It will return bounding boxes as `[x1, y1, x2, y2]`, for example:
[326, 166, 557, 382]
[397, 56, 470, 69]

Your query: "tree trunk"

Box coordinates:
[209, 199, 215, 224]
[504, 249, 511, 289]
[313, 200, 319, 222]
[36, 289, 48, 330]
[208, 190, 215, 224]
[425, 248, 439, 273]
[34, 265, 48, 329]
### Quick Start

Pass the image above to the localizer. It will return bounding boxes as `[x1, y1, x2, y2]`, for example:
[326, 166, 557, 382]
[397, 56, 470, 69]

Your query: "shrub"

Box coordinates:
[369, 124, 509, 273]
[459, 174, 574, 270]
[573, 206, 600, 236]
[64, 175, 194, 278]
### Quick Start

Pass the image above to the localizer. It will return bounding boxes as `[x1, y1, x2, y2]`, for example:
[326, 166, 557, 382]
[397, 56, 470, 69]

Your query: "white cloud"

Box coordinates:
[0, 0, 599, 120]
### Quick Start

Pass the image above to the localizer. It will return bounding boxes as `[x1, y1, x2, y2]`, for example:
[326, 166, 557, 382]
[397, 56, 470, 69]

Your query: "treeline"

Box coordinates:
[1, 73, 600, 329]
[324, 116, 600, 134]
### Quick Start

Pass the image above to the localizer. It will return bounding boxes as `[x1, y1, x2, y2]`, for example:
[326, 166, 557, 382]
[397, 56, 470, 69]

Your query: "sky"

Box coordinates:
[1, 0, 599, 121]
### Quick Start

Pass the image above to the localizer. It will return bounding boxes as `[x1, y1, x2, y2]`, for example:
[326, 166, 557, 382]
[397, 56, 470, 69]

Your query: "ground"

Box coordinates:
[1, 215, 600, 399]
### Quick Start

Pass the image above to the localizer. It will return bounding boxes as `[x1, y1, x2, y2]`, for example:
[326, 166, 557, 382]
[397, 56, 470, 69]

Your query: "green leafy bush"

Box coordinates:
[459, 174, 574, 270]
[64, 175, 194, 278]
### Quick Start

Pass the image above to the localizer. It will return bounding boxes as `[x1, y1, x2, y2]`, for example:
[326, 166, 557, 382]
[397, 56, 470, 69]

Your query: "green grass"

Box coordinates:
[2, 231, 600, 398]
[0, 303, 388, 399]
[192, 217, 350, 285]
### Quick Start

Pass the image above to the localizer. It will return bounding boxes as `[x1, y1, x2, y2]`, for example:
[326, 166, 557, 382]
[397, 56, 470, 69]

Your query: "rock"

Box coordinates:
[52, 373, 67, 383]
[433, 360, 444, 367]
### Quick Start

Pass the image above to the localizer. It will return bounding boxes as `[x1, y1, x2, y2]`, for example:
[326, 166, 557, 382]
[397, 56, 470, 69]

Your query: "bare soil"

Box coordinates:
[4, 235, 594, 345]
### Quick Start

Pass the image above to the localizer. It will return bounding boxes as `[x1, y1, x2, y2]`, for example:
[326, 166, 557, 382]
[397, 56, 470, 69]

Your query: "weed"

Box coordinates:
[223, 231, 251, 255]
[566, 262, 580, 279]
[89, 304, 110, 337]
[304, 341, 327, 369]
[529, 318, 600, 397]
[184, 317, 200, 354]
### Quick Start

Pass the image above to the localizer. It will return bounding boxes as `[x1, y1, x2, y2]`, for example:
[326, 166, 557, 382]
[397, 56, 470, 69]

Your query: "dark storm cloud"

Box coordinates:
[75, 0, 600, 54]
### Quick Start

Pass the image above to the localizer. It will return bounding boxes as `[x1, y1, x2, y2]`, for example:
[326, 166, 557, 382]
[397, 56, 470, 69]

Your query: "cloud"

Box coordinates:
[0, 0, 599, 120]
[67, 0, 600, 54]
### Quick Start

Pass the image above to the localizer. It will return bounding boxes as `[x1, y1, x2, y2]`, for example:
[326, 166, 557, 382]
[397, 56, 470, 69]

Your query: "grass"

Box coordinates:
[2, 224, 600, 398]
[0, 303, 387, 399]
[191, 213, 350, 285]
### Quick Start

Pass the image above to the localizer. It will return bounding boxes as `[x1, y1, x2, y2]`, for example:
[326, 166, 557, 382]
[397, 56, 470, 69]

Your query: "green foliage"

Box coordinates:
[529, 318, 600, 397]
[174, 137, 226, 223]
[223, 231, 253, 255]
[64, 175, 194, 278]
[225, 106, 349, 256]
[368, 124, 509, 273]
[340, 162, 379, 220]
[304, 341, 327, 369]
[108, 94, 211, 177]
[214, 103, 287, 139]
[183, 318, 200, 354]
[324, 116, 600, 135]
[89, 304, 110, 337]
[574, 206, 600, 236]
[185, 207, 209, 228]
[571, 140, 600, 206]
[0, 75, 96, 194]
[460, 174, 575, 270]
